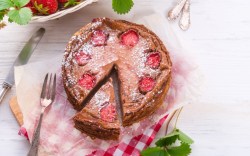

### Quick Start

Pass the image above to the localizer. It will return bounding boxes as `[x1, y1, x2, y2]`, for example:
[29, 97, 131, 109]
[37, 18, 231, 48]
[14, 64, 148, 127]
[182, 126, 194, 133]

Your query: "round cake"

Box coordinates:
[62, 18, 172, 140]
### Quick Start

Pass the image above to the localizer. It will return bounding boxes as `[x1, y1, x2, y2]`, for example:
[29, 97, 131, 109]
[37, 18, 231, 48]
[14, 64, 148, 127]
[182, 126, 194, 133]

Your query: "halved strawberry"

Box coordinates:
[120, 29, 139, 47]
[78, 73, 96, 90]
[139, 76, 156, 93]
[75, 51, 91, 66]
[100, 102, 116, 122]
[146, 52, 161, 69]
[91, 30, 108, 46]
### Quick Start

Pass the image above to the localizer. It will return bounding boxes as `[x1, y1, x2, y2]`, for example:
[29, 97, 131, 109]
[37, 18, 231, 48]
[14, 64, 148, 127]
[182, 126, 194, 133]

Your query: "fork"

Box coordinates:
[27, 73, 56, 156]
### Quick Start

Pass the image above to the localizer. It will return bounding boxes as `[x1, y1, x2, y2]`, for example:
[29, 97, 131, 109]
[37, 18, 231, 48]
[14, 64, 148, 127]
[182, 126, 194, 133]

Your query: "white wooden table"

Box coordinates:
[1, 0, 250, 155]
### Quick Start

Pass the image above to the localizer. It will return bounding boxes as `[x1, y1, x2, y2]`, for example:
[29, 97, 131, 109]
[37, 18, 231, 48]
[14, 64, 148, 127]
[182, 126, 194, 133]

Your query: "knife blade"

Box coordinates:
[0, 28, 45, 103]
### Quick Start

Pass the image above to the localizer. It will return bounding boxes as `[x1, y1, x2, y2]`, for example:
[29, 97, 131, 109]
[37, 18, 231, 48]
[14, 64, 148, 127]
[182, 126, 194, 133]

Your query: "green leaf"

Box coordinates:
[177, 129, 194, 144]
[155, 128, 181, 147]
[141, 147, 170, 156]
[112, 0, 134, 14]
[8, 7, 32, 25]
[0, 0, 14, 10]
[8, 17, 13, 23]
[12, 0, 30, 8]
[156, 135, 178, 147]
[64, 0, 80, 8]
[168, 143, 192, 156]
[0, 10, 5, 21]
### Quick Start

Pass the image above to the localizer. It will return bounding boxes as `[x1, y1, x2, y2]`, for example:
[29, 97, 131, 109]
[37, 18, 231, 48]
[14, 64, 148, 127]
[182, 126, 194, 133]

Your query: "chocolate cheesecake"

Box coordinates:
[62, 18, 172, 140]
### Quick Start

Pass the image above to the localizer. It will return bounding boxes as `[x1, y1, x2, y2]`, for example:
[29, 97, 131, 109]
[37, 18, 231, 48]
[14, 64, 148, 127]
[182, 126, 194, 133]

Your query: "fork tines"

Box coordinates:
[41, 73, 56, 101]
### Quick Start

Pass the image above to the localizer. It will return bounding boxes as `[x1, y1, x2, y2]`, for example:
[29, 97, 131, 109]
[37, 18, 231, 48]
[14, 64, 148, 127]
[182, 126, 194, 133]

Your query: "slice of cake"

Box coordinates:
[73, 79, 120, 140]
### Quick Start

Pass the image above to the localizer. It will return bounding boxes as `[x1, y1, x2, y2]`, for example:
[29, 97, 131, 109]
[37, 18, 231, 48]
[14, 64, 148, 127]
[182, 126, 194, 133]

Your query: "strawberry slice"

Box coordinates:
[120, 29, 139, 47]
[146, 52, 161, 69]
[100, 102, 116, 122]
[91, 30, 108, 46]
[78, 73, 96, 90]
[139, 76, 156, 93]
[75, 51, 91, 66]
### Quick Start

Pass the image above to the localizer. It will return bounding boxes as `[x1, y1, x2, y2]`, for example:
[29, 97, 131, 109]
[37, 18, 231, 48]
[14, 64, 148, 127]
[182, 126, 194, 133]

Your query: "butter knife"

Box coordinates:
[0, 28, 45, 104]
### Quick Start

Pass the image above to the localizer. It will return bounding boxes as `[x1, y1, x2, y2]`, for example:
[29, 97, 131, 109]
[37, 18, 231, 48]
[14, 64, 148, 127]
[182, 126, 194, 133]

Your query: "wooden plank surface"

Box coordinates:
[9, 97, 23, 126]
[1, 0, 250, 155]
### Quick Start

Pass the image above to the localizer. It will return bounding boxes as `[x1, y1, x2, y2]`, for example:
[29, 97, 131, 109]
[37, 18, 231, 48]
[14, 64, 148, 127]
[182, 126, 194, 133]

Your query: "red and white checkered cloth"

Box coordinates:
[89, 115, 168, 156]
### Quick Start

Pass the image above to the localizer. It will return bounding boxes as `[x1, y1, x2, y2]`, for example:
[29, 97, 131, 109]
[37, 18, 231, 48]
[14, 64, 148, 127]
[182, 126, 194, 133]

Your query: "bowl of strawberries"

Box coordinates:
[28, 0, 98, 22]
[0, 0, 134, 27]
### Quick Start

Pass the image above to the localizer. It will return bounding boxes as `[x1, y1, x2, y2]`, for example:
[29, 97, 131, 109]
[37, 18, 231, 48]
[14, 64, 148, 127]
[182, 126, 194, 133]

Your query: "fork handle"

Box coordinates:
[27, 113, 43, 156]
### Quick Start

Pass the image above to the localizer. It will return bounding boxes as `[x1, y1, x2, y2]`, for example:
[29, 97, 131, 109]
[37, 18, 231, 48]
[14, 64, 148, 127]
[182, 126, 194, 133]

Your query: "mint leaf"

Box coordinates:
[156, 135, 178, 147]
[112, 0, 134, 14]
[141, 147, 170, 156]
[177, 129, 194, 144]
[168, 143, 192, 156]
[12, 0, 30, 8]
[8, 7, 32, 25]
[0, 0, 14, 10]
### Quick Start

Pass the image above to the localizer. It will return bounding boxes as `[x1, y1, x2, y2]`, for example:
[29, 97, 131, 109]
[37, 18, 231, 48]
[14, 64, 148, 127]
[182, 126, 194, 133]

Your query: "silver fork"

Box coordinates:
[27, 73, 56, 156]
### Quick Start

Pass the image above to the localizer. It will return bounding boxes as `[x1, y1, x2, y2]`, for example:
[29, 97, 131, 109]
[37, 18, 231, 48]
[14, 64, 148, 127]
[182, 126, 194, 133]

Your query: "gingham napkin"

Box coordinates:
[16, 13, 202, 155]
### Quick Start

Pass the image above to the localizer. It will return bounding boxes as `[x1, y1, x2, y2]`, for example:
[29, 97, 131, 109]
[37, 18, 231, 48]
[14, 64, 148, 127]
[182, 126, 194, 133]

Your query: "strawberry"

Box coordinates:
[91, 30, 108, 46]
[146, 52, 161, 69]
[25, 1, 38, 14]
[78, 73, 96, 90]
[120, 29, 139, 47]
[139, 76, 156, 93]
[75, 51, 91, 66]
[100, 102, 116, 122]
[32, 0, 58, 15]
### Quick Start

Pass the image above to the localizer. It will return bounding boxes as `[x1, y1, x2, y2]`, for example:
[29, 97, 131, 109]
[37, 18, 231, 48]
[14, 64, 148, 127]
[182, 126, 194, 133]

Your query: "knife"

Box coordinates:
[0, 28, 45, 103]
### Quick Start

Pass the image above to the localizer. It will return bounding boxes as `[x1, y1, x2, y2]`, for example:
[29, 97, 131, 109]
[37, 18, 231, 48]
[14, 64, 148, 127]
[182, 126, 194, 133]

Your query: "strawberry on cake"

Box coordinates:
[62, 18, 172, 140]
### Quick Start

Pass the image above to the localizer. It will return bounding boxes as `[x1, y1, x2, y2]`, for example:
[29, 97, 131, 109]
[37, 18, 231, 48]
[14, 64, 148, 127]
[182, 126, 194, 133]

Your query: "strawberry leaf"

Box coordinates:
[141, 147, 170, 156]
[156, 135, 178, 147]
[112, 0, 134, 14]
[34, 1, 49, 15]
[64, 0, 80, 8]
[141, 128, 194, 156]
[8, 7, 32, 25]
[12, 0, 30, 8]
[168, 143, 192, 156]
[0, 10, 5, 21]
[177, 129, 194, 144]
[0, 0, 14, 10]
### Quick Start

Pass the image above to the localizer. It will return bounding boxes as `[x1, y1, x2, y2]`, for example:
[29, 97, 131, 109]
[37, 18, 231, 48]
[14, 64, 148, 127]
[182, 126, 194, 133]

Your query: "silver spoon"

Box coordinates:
[168, 0, 188, 21]
[179, 0, 191, 31]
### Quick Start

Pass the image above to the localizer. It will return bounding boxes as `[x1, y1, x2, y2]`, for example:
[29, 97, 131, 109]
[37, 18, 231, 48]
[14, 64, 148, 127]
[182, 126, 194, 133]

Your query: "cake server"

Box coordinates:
[0, 28, 45, 104]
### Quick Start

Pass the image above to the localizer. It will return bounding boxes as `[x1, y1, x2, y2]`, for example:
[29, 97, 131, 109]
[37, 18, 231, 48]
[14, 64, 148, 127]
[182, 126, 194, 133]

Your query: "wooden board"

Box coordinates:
[9, 96, 23, 126]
